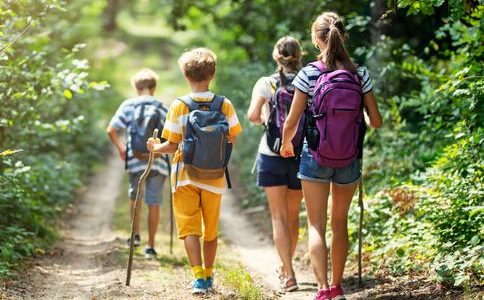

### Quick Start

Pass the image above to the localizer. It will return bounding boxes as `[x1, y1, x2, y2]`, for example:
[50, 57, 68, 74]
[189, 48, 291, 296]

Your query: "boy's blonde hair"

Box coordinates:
[131, 68, 159, 91]
[178, 48, 217, 82]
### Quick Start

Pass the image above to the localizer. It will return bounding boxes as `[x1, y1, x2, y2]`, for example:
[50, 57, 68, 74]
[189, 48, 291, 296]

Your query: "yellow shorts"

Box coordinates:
[173, 185, 222, 241]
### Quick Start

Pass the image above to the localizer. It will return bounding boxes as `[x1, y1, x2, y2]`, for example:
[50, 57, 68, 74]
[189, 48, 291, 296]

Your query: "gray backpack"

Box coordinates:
[177, 95, 232, 188]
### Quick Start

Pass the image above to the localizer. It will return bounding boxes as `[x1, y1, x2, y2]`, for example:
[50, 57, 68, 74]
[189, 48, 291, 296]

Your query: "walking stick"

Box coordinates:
[357, 122, 367, 288]
[126, 129, 158, 286]
[164, 154, 174, 254]
[357, 159, 364, 288]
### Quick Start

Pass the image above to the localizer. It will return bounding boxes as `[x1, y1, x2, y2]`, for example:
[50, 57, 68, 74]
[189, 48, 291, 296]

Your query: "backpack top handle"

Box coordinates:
[178, 95, 225, 112]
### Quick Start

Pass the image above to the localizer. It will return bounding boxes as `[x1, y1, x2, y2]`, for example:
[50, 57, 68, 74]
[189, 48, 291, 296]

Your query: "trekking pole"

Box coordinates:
[126, 129, 158, 286]
[164, 154, 174, 254]
[357, 157, 364, 288]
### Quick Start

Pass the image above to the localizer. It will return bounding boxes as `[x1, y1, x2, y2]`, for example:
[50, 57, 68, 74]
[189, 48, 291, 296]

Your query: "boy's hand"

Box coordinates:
[147, 137, 161, 153]
[119, 146, 127, 161]
[280, 140, 294, 158]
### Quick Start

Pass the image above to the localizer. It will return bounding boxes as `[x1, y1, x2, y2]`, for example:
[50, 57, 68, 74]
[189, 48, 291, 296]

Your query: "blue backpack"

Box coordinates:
[178, 95, 232, 188]
[130, 99, 167, 160]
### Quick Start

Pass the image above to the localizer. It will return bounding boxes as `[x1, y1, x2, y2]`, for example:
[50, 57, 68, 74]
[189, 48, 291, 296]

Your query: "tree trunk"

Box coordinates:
[103, 0, 121, 33]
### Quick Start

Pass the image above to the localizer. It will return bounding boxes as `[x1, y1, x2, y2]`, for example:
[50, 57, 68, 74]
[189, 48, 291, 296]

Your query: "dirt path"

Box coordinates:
[220, 189, 316, 300]
[3, 152, 232, 300]
[2, 151, 473, 300]
[4, 153, 168, 299]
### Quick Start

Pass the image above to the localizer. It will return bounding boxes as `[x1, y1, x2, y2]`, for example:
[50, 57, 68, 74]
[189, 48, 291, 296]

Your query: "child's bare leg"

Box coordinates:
[287, 188, 303, 259]
[265, 186, 295, 278]
[147, 204, 160, 248]
[130, 199, 142, 235]
[330, 183, 356, 286]
[203, 238, 217, 268]
[184, 235, 203, 266]
[302, 180, 330, 289]
[200, 190, 221, 273]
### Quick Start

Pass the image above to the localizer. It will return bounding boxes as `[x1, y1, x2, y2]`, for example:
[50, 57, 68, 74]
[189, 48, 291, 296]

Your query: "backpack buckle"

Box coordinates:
[313, 112, 326, 119]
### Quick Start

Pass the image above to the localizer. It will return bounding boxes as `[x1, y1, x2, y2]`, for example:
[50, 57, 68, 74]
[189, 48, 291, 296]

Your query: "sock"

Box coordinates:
[192, 265, 205, 280]
[204, 266, 213, 278]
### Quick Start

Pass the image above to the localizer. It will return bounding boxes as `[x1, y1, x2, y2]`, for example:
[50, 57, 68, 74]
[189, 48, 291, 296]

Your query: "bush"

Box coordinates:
[0, 0, 109, 278]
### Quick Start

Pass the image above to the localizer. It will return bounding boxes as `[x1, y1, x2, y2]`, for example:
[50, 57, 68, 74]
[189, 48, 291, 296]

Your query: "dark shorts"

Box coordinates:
[257, 153, 302, 190]
[297, 145, 361, 185]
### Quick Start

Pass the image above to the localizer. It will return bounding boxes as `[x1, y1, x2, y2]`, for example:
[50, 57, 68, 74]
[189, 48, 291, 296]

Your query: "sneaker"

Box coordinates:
[126, 234, 141, 247]
[330, 285, 346, 300]
[206, 276, 214, 291]
[314, 288, 331, 300]
[192, 278, 207, 294]
[144, 246, 157, 259]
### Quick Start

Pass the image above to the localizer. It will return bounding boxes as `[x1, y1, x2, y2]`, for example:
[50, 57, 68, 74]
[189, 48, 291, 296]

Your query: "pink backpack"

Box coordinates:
[305, 61, 364, 168]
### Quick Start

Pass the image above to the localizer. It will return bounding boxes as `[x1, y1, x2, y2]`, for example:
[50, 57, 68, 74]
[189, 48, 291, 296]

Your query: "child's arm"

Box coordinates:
[147, 138, 178, 154]
[247, 95, 266, 125]
[247, 78, 271, 125]
[106, 126, 126, 161]
[362, 91, 382, 128]
[281, 89, 308, 157]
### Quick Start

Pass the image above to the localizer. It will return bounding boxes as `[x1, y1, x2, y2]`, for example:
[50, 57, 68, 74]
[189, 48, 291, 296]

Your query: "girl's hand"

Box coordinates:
[280, 140, 294, 158]
[147, 137, 161, 153]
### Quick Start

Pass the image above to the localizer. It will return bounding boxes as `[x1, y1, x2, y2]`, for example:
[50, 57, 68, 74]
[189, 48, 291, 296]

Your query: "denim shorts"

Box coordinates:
[128, 172, 166, 205]
[297, 145, 361, 185]
[257, 153, 302, 190]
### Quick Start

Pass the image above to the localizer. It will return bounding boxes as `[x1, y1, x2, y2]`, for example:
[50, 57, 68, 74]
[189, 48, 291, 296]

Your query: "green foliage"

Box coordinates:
[0, 0, 109, 277]
[425, 125, 483, 250]
[166, 0, 484, 289]
[397, 0, 470, 20]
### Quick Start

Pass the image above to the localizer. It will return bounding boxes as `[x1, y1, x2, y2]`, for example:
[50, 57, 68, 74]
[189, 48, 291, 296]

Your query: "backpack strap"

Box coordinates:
[225, 167, 232, 189]
[177, 96, 199, 112]
[209, 95, 225, 112]
[309, 60, 329, 73]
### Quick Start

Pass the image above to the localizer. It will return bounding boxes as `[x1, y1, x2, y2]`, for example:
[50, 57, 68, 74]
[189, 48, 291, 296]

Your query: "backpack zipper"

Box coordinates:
[332, 108, 356, 114]
[314, 79, 360, 97]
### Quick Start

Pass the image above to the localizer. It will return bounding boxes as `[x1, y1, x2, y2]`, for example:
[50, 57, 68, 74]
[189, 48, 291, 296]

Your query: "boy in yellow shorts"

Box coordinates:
[147, 48, 242, 294]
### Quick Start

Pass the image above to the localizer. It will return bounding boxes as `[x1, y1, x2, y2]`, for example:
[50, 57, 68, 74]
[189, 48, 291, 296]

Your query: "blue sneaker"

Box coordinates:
[206, 276, 214, 291]
[192, 278, 207, 294]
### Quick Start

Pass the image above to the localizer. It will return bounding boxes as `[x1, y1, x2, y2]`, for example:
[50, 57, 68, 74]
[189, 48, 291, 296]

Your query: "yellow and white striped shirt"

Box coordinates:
[162, 91, 243, 194]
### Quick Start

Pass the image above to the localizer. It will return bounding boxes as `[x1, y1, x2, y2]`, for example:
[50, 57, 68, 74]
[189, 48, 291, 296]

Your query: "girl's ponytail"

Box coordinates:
[312, 12, 356, 73]
[272, 36, 303, 73]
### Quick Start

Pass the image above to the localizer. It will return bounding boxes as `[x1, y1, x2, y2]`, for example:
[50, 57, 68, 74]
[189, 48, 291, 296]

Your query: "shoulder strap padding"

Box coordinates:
[309, 60, 327, 72]
[210, 95, 224, 112]
[177, 96, 199, 112]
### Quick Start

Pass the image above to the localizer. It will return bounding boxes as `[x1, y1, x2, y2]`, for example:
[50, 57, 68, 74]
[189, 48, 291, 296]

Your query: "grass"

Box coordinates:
[216, 258, 267, 300]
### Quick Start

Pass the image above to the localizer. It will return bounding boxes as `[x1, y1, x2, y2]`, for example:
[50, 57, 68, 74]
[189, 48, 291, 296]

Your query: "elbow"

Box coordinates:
[374, 117, 383, 129]
[371, 118, 382, 129]
[106, 126, 114, 134]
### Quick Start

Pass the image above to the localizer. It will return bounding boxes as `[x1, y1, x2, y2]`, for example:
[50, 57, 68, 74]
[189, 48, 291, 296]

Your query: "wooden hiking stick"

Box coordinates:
[357, 158, 364, 288]
[164, 154, 174, 254]
[126, 129, 158, 286]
